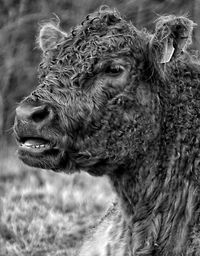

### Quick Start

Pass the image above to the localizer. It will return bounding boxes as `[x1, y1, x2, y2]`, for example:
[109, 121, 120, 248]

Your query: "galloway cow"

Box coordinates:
[14, 6, 200, 256]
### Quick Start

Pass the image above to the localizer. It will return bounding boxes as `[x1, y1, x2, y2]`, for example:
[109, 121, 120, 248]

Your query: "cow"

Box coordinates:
[14, 6, 200, 255]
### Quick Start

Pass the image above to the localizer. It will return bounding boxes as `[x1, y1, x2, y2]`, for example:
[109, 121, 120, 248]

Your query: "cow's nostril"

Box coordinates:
[31, 106, 49, 123]
[16, 104, 50, 123]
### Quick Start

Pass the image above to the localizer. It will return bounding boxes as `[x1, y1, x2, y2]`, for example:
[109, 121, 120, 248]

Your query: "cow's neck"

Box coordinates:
[109, 134, 200, 255]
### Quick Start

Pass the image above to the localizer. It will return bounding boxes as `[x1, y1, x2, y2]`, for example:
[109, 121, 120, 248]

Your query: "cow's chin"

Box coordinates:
[18, 147, 75, 172]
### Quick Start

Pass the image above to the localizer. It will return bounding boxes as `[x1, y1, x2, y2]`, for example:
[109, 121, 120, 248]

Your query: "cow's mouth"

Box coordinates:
[17, 137, 57, 154]
[15, 134, 70, 170]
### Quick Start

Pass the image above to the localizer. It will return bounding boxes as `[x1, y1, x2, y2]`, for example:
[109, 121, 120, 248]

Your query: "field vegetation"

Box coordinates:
[0, 147, 114, 255]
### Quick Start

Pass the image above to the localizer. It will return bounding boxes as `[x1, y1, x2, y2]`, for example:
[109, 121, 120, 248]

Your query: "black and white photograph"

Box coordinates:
[1, 0, 200, 255]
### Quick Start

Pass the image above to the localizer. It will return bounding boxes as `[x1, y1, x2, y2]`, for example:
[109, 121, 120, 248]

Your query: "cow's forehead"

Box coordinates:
[40, 17, 144, 80]
[60, 36, 134, 69]
[67, 7, 140, 50]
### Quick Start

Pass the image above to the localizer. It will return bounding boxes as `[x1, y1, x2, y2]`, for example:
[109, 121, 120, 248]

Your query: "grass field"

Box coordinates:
[0, 146, 114, 256]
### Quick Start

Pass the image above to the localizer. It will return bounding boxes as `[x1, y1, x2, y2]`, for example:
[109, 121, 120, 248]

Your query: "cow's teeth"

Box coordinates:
[22, 143, 49, 149]
[24, 142, 32, 147]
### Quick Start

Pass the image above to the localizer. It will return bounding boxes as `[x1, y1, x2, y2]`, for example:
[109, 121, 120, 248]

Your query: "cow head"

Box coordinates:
[14, 7, 194, 175]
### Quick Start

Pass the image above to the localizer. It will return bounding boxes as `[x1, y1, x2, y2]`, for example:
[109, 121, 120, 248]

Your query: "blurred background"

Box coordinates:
[0, 0, 200, 255]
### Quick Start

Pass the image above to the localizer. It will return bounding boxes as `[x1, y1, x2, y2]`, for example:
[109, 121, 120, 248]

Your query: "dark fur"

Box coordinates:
[14, 6, 200, 255]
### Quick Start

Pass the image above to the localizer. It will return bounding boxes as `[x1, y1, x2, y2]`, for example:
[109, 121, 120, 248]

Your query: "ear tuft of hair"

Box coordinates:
[151, 15, 196, 63]
[38, 23, 68, 52]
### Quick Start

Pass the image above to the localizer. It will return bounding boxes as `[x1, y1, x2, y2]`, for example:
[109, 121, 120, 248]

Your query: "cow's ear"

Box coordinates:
[38, 23, 68, 52]
[150, 15, 196, 63]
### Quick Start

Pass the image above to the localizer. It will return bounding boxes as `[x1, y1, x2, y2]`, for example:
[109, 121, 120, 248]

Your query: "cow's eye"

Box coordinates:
[105, 64, 124, 76]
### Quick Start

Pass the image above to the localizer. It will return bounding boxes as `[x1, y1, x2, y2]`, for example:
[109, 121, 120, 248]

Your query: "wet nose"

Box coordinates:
[16, 104, 51, 123]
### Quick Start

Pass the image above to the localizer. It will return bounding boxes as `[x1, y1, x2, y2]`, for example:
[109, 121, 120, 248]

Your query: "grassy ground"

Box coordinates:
[0, 146, 114, 256]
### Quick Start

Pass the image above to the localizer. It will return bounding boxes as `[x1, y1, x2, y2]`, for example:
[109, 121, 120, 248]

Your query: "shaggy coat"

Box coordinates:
[14, 6, 200, 256]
